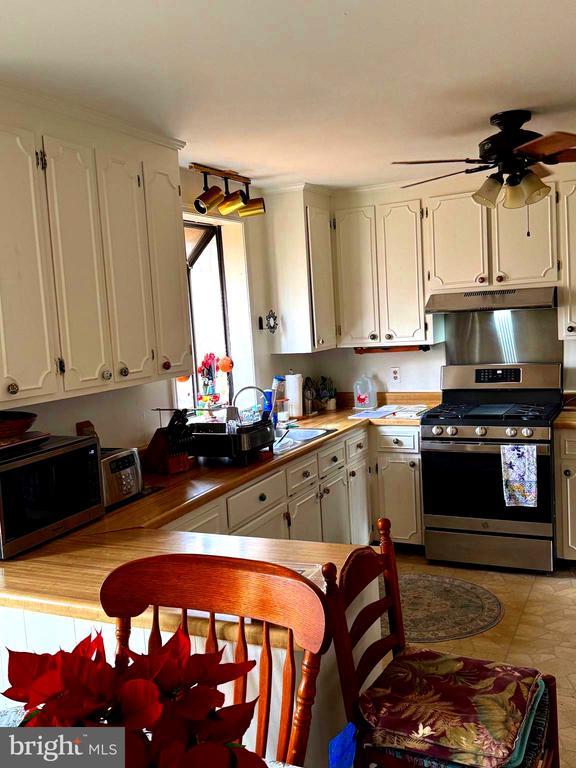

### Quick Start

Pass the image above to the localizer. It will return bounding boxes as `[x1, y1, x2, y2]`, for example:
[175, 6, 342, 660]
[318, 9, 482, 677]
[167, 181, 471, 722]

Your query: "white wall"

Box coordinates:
[28, 380, 173, 448]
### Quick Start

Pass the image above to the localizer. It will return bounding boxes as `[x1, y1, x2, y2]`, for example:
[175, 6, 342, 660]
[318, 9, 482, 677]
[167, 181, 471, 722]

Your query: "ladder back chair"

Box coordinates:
[323, 518, 560, 768]
[100, 553, 331, 766]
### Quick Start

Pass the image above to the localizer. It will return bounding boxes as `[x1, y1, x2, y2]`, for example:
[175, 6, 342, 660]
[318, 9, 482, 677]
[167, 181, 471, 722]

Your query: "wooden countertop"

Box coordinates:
[554, 409, 576, 430]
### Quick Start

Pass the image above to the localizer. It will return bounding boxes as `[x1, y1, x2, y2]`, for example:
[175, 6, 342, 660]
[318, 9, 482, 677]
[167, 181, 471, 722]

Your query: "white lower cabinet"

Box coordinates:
[161, 499, 226, 534]
[233, 502, 289, 539]
[347, 458, 371, 545]
[558, 460, 576, 558]
[377, 453, 422, 544]
[320, 468, 351, 544]
[288, 487, 323, 541]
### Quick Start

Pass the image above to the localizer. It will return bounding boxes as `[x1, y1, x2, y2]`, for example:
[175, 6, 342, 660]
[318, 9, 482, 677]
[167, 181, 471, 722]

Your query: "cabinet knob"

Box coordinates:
[162, 360, 172, 371]
[568, 326, 575, 333]
[409, 461, 416, 468]
[6, 382, 19, 395]
[357, 442, 364, 449]
[385, 333, 393, 340]
[369, 332, 378, 341]
[477, 275, 486, 284]
[349, 470, 356, 478]
[331, 455, 339, 463]
[496, 274, 504, 283]
[565, 469, 572, 477]
[119, 366, 129, 377]
[302, 470, 311, 479]
[258, 493, 267, 502]
[101, 369, 112, 381]
[317, 337, 325, 346]
[392, 438, 401, 445]
[323, 486, 331, 495]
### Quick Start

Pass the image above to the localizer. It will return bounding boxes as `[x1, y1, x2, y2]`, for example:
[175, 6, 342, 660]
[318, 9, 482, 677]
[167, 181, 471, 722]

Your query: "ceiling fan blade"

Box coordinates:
[528, 162, 552, 178]
[542, 148, 576, 164]
[401, 165, 495, 189]
[393, 158, 484, 165]
[515, 131, 576, 159]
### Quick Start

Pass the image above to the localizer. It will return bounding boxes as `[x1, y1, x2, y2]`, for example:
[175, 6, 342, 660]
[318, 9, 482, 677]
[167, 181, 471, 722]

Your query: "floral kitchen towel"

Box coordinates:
[501, 444, 537, 507]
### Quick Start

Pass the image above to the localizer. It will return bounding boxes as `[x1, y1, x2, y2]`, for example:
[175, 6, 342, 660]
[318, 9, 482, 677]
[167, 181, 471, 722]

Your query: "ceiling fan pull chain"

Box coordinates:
[526, 206, 531, 238]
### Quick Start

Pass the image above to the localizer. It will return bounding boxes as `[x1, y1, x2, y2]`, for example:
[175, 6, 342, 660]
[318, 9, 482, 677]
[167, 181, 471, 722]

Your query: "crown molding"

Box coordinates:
[0, 81, 186, 151]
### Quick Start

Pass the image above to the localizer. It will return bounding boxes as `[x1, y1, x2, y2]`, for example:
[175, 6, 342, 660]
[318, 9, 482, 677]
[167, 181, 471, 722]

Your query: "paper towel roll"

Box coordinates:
[285, 373, 303, 418]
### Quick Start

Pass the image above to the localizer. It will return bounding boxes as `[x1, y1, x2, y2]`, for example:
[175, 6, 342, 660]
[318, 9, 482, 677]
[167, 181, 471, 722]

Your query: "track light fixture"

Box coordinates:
[190, 163, 266, 217]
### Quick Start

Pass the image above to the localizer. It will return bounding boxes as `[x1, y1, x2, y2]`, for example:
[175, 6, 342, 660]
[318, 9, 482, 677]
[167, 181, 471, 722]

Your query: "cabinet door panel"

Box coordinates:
[307, 206, 336, 350]
[424, 193, 489, 291]
[377, 201, 426, 343]
[560, 461, 576, 560]
[97, 153, 156, 382]
[335, 207, 380, 346]
[233, 503, 289, 539]
[44, 135, 112, 391]
[143, 164, 192, 375]
[557, 181, 576, 339]
[320, 468, 350, 543]
[288, 487, 323, 541]
[0, 125, 59, 402]
[492, 192, 557, 285]
[378, 454, 421, 544]
[348, 459, 371, 545]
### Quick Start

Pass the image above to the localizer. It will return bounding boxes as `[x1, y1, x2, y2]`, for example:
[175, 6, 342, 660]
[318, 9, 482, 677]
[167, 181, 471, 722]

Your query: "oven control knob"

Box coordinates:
[506, 427, 518, 437]
[446, 426, 458, 436]
[431, 426, 443, 436]
[475, 426, 487, 436]
[521, 427, 534, 438]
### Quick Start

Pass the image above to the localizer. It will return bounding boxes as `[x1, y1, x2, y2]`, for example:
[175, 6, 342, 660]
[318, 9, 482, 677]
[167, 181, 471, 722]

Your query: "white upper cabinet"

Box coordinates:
[423, 192, 489, 291]
[96, 153, 156, 383]
[376, 200, 426, 344]
[491, 191, 557, 286]
[306, 205, 337, 350]
[143, 162, 192, 376]
[0, 125, 59, 402]
[558, 180, 576, 339]
[43, 135, 113, 392]
[335, 206, 380, 346]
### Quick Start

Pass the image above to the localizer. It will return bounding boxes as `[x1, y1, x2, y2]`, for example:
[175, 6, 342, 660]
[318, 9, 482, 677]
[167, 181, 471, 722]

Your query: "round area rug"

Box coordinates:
[397, 573, 503, 643]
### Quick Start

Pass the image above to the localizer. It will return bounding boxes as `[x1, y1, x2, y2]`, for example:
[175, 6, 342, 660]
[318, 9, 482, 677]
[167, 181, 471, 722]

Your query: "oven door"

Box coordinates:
[421, 440, 553, 537]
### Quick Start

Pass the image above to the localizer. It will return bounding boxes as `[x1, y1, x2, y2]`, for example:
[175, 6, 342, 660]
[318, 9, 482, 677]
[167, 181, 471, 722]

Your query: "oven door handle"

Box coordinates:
[421, 440, 550, 455]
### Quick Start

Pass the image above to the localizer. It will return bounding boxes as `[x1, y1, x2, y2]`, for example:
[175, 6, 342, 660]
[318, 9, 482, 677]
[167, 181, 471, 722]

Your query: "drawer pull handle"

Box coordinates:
[258, 493, 267, 502]
[568, 326, 575, 333]
[356, 442, 364, 449]
[349, 470, 356, 478]
[6, 382, 19, 395]
[564, 469, 572, 477]
[323, 487, 331, 495]
[392, 438, 401, 445]
[331, 455, 338, 463]
[409, 461, 416, 468]
[302, 470, 311, 479]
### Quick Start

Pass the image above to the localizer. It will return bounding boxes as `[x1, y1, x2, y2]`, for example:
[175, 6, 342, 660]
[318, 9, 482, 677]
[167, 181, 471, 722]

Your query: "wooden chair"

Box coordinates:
[323, 518, 560, 768]
[100, 553, 331, 766]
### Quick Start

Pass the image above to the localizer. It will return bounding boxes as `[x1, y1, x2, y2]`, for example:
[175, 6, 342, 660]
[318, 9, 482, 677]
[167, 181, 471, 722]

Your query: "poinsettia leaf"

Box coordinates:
[162, 628, 192, 666]
[61, 653, 117, 702]
[38, 690, 107, 725]
[198, 660, 256, 687]
[176, 685, 225, 720]
[124, 648, 170, 683]
[118, 679, 163, 730]
[125, 729, 152, 768]
[196, 700, 258, 743]
[6, 650, 57, 690]
[150, 710, 190, 763]
[25, 668, 65, 709]
[183, 648, 225, 685]
[231, 746, 268, 768]
[177, 742, 232, 768]
[158, 740, 187, 768]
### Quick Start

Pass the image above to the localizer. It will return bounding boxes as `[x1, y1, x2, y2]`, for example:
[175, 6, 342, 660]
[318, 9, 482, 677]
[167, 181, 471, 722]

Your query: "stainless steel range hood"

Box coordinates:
[425, 286, 557, 314]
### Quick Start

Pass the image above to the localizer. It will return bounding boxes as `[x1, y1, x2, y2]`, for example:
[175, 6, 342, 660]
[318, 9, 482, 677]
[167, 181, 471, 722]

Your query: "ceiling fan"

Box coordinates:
[393, 110, 576, 208]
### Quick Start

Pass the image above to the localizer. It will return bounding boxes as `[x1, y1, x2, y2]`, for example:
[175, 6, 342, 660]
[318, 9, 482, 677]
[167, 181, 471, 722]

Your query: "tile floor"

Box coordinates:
[396, 551, 576, 768]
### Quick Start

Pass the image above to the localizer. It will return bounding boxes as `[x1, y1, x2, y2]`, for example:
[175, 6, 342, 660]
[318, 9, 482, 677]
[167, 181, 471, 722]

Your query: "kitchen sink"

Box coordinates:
[272, 427, 337, 454]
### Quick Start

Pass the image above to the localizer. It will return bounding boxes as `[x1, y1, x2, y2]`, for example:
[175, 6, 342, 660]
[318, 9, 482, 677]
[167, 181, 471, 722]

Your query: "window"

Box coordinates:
[175, 223, 232, 409]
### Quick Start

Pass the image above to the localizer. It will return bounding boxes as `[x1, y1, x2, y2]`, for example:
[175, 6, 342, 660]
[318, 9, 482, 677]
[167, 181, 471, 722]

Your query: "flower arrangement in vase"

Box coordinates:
[3, 628, 266, 768]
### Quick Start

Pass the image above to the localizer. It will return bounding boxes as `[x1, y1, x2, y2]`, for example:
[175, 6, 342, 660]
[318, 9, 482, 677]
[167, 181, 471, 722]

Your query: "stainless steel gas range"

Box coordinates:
[421, 362, 562, 572]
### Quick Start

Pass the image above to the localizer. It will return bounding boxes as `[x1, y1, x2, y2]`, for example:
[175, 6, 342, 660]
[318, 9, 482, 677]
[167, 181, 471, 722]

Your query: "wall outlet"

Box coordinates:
[390, 367, 401, 383]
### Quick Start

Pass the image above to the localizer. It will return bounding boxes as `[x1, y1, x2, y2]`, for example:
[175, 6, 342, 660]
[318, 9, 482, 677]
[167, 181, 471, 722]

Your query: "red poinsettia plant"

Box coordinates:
[3, 628, 266, 768]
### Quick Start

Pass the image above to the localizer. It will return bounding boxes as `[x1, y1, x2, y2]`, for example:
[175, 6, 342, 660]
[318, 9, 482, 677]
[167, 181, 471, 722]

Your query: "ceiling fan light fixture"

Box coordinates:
[519, 170, 551, 205]
[503, 174, 527, 209]
[472, 172, 503, 208]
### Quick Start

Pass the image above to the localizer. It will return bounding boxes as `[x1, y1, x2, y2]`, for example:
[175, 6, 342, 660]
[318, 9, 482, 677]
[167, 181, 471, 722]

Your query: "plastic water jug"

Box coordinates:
[353, 375, 377, 410]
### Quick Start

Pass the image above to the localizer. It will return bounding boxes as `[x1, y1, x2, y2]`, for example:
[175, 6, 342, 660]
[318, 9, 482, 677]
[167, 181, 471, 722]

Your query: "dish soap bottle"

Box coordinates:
[353, 375, 377, 410]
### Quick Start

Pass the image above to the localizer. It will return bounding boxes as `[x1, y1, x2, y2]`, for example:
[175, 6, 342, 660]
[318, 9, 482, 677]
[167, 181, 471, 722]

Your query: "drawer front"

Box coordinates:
[375, 426, 419, 453]
[346, 430, 369, 463]
[318, 441, 346, 476]
[560, 434, 576, 459]
[227, 470, 287, 529]
[287, 454, 319, 497]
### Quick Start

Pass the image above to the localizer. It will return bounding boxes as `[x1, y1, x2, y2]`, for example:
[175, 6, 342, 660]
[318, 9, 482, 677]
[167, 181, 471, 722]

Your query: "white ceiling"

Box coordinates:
[2, 0, 576, 187]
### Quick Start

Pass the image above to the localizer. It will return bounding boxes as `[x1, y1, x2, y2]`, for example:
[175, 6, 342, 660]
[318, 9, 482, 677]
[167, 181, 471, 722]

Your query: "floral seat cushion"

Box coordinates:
[358, 647, 542, 768]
